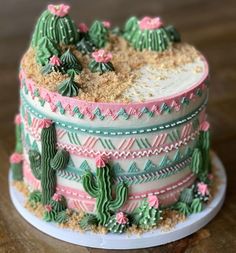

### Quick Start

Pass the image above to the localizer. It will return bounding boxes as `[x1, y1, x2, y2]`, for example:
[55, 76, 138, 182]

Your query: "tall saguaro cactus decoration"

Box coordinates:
[31, 4, 79, 48]
[29, 119, 69, 205]
[82, 156, 128, 226]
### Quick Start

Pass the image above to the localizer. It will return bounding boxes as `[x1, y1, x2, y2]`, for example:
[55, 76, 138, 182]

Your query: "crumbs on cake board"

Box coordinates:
[21, 35, 201, 103]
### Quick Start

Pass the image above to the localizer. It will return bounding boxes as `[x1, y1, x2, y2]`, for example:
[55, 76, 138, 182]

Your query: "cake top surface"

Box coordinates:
[21, 4, 208, 104]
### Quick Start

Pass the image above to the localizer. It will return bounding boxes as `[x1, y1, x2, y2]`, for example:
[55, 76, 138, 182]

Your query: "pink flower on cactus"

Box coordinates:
[102, 20, 111, 28]
[197, 182, 209, 196]
[92, 49, 112, 63]
[95, 155, 107, 168]
[116, 212, 128, 224]
[139, 16, 163, 30]
[52, 193, 62, 202]
[38, 119, 52, 129]
[78, 23, 89, 33]
[44, 204, 53, 212]
[48, 4, 70, 17]
[14, 114, 21, 125]
[50, 55, 61, 66]
[200, 120, 210, 132]
[147, 195, 159, 209]
[10, 153, 23, 164]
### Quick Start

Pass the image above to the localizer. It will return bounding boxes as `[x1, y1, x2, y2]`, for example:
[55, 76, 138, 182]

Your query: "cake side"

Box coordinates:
[10, 4, 212, 234]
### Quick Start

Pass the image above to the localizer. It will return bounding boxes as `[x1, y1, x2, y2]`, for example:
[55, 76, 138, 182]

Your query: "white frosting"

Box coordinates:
[123, 57, 205, 102]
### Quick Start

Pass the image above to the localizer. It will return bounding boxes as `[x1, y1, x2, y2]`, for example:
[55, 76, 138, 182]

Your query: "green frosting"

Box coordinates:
[77, 36, 96, 55]
[191, 198, 203, 213]
[31, 10, 79, 48]
[55, 210, 69, 224]
[60, 49, 83, 74]
[43, 209, 57, 222]
[29, 124, 69, 205]
[49, 195, 67, 213]
[89, 60, 114, 74]
[28, 190, 42, 207]
[11, 163, 23, 181]
[50, 150, 69, 171]
[82, 163, 128, 226]
[191, 148, 203, 175]
[15, 121, 23, 153]
[41, 62, 64, 75]
[132, 199, 162, 230]
[57, 75, 80, 97]
[200, 131, 211, 178]
[36, 37, 60, 66]
[79, 214, 98, 230]
[174, 202, 192, 216]
[106, 214, 129, 234]
[123, 16, 181, 52]
[89, 20, 109, 49]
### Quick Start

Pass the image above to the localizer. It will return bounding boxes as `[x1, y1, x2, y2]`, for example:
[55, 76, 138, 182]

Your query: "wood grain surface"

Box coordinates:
[0, 0, 236, 252]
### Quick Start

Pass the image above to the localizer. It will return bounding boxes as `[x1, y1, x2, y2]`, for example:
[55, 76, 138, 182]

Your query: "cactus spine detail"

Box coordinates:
[82, 156, 128, 226]
[29, 120, 69, 205]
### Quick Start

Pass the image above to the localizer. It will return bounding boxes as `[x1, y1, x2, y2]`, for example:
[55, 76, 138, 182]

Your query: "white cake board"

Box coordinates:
[9, 152, 226, 249]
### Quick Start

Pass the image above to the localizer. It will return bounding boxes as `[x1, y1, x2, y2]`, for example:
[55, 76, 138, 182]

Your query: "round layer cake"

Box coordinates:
[11, 4, 211, 233]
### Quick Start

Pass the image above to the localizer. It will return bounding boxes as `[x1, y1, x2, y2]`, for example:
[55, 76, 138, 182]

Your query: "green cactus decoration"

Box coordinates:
[43, 205, 57, 222]
[132, 198, 162, 230]
[57, 74, 80, 97]
[174, 202, 192, 216]
[106, 213, 129, 234]
[29, 122, 69, 205]
[15, 116, 23, 153]
[89, 20, 109, 49]
[28, 190, 42, 208]
[82, 157, 128, 226]
[123, 16, 180, 52]
[89, 60, 114, 74]
[77, 36, 96, 55]
[190, 198, 203, 213]
[60, 49, 83, 74]
[179, 188, 194, 204]
[31, 7, 79, 48]
[79, 214, 98, 230]
[200, 130, 211, 177]
[56, 210, 70, 224]
[49, 194, 67, 213]
[191, 148, 203, 175]
[36, 37, 60, 66]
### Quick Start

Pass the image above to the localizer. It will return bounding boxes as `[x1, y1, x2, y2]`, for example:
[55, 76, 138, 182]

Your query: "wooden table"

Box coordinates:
[0, 0, 236, 252]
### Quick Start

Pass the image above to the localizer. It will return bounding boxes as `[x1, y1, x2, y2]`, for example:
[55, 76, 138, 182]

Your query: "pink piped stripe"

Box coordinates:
[181, 122, 193, 139]
[83, 136, 98, 149]
[152, 133, 168, 147]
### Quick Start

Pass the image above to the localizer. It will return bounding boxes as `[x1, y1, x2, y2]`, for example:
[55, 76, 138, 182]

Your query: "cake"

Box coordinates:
[10, 4, 212, 236]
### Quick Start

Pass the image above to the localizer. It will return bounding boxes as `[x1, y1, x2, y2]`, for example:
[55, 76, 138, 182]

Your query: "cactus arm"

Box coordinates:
[50, 149, 69, 170]
[15, 123, 23, 153]
[109, 182, 128, 211]
[29, 150, 42, 180]
[82, 171, 99, 198]
[190, 148, 203, 175]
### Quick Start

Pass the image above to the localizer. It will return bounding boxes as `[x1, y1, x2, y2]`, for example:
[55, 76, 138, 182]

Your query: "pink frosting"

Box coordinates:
[116, 212, 128, 224]
[92, 49, 112, 63]
[50, 55, 61, 66]
[10, 153, 23, 164]
[139, 16, 163, 30]
[44, 204, 53, 212]
[102, 21, 111, 28]
[95, 155, 107, 168]
[38, 119, 53, 129]
[78, 23, 89, 33]
[147, 195, 159, 209]
[52, 193, 62, 202]
[197, 182, 209, 196]
[14, 114, 21, 125]
[200, 120, 210, 131]
[48, 4, 70, 17]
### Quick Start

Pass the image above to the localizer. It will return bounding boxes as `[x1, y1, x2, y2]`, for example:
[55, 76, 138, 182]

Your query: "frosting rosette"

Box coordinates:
[139, 16, 163, 30]
[48, 4, 70, 17]
[147, 195, 159, 209]
[95, 155, 107, 168]
[38, 119, 53, 129]
[14, 114, 21, 125]
[50, 55, 61, 66]
[116, 212, 128, 224]
[197, 182, 209, 196]
[92, 49, 112, 63]
[10, 153, 23, 164]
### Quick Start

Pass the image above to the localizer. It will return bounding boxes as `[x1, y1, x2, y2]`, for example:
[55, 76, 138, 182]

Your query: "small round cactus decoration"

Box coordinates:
[31, 4, 79, 48]
[106, 212, 129, 234]
[89, 20, 109, 49]
[123, 16, 181, 52]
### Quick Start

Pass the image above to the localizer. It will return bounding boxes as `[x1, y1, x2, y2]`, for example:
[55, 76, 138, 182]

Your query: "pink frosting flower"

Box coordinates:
[197, 182, 209, 196]
[44, 204, 53, 212]
[50, 55, 61, 66]
[52, 193, 62, 202]
[200, 121, 210, 131]
[78, 23, 89, 33]
[147, 195, 159, 209]
[38, 119, 52, 129]
[92, 49, 112, 63]
[10, 153, 23, 164]
[48, 4, 70, 17]
[14, 114, 21, 125]
[95, 155, 107, 168]
[116, 212, 128, 224]
[102, 21, 111, 28]
[139, 16, 163, 30]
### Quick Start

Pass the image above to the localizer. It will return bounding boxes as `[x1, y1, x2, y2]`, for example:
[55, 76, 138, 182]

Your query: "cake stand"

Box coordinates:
[9, 152, 226, 249]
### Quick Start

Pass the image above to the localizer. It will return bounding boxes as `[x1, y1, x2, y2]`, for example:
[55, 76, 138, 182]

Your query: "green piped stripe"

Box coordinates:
[21, 92, 207, 137]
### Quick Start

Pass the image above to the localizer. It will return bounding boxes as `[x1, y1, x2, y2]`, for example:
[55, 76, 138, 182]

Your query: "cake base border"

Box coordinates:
[9, 152, 226, 249]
